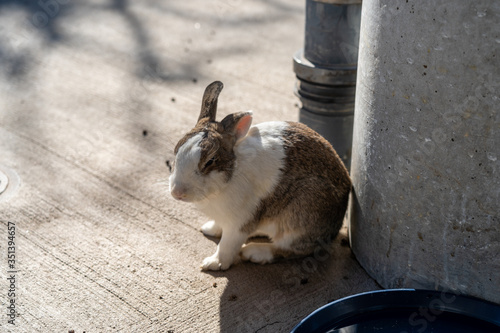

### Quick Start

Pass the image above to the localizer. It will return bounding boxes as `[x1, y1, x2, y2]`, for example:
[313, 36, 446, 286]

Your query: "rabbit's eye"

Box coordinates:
[166, 160, 174, 173]
[204, 157, 215, 169]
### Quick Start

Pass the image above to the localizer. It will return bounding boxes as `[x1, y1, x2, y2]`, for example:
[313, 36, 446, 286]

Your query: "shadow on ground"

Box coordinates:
[204, 230, 377, 332]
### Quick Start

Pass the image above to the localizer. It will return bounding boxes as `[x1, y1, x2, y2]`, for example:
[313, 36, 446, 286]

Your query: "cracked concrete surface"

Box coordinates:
[0, 1, 379, 332]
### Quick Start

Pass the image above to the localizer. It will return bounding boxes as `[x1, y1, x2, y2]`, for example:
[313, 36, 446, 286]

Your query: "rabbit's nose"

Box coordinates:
[171, 184, 188, 201]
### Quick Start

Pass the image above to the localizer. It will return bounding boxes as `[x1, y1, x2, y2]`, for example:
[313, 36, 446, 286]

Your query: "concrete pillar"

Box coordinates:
[350, 1, 500, 303]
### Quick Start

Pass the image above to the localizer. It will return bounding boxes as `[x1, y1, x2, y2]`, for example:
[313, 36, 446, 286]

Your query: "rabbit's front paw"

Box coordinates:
[201, 255, 221, 271]
[201, 220, 222, 238]
[201, 254, 231, 271]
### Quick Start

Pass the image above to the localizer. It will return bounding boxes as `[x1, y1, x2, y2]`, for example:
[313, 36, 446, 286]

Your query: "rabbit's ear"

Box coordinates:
[221, 111, 253, 142]
[198, 81, 224, 122]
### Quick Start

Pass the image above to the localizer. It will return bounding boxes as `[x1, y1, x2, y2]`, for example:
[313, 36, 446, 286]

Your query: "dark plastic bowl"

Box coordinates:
[291, 289, 500, 333]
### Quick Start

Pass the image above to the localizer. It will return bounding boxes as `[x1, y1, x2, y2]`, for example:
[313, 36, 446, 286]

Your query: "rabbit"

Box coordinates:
[169, 81, 352, 271]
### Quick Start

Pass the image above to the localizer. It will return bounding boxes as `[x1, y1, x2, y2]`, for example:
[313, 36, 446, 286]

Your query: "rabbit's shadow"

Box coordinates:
[203, 229, 374, 332]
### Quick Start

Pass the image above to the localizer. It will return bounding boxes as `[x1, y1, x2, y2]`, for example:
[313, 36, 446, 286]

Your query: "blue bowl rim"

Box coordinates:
[291, 289, 500, 333]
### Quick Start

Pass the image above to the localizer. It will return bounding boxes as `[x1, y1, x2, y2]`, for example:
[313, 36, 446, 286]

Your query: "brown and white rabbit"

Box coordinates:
[169, 81, 351, 271]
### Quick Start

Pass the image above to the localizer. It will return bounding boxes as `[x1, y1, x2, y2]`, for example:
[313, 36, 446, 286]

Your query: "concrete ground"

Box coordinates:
[0, 1, 379, 332]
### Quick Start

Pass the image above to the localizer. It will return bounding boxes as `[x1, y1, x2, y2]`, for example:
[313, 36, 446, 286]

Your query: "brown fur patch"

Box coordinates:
[198, 124, 236, 181]
[198, 81, 223, 122]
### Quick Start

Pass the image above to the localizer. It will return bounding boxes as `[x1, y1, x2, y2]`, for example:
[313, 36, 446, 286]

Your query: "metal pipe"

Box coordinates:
[294, 0, 362, 169]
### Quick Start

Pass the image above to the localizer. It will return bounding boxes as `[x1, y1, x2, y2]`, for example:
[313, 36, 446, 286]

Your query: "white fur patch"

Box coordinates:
[175, 132, 204, 172]
[195, 121, 288, 230]
[201, 220, 222, 237]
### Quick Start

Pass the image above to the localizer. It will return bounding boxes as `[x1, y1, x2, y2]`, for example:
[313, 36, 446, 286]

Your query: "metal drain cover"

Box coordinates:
[0, 165, 20, 202]
[0, 169, 8, 195]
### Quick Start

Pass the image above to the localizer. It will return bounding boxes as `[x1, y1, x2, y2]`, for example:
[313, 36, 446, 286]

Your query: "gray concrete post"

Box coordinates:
[350, 1, 500, 303]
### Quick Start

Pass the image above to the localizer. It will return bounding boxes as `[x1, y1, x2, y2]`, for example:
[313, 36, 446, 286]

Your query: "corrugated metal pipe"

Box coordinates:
[294, 0, 362, 169]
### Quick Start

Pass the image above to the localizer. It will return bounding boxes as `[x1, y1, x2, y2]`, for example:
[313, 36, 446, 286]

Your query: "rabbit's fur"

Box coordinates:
[169, 81, 351, 270]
